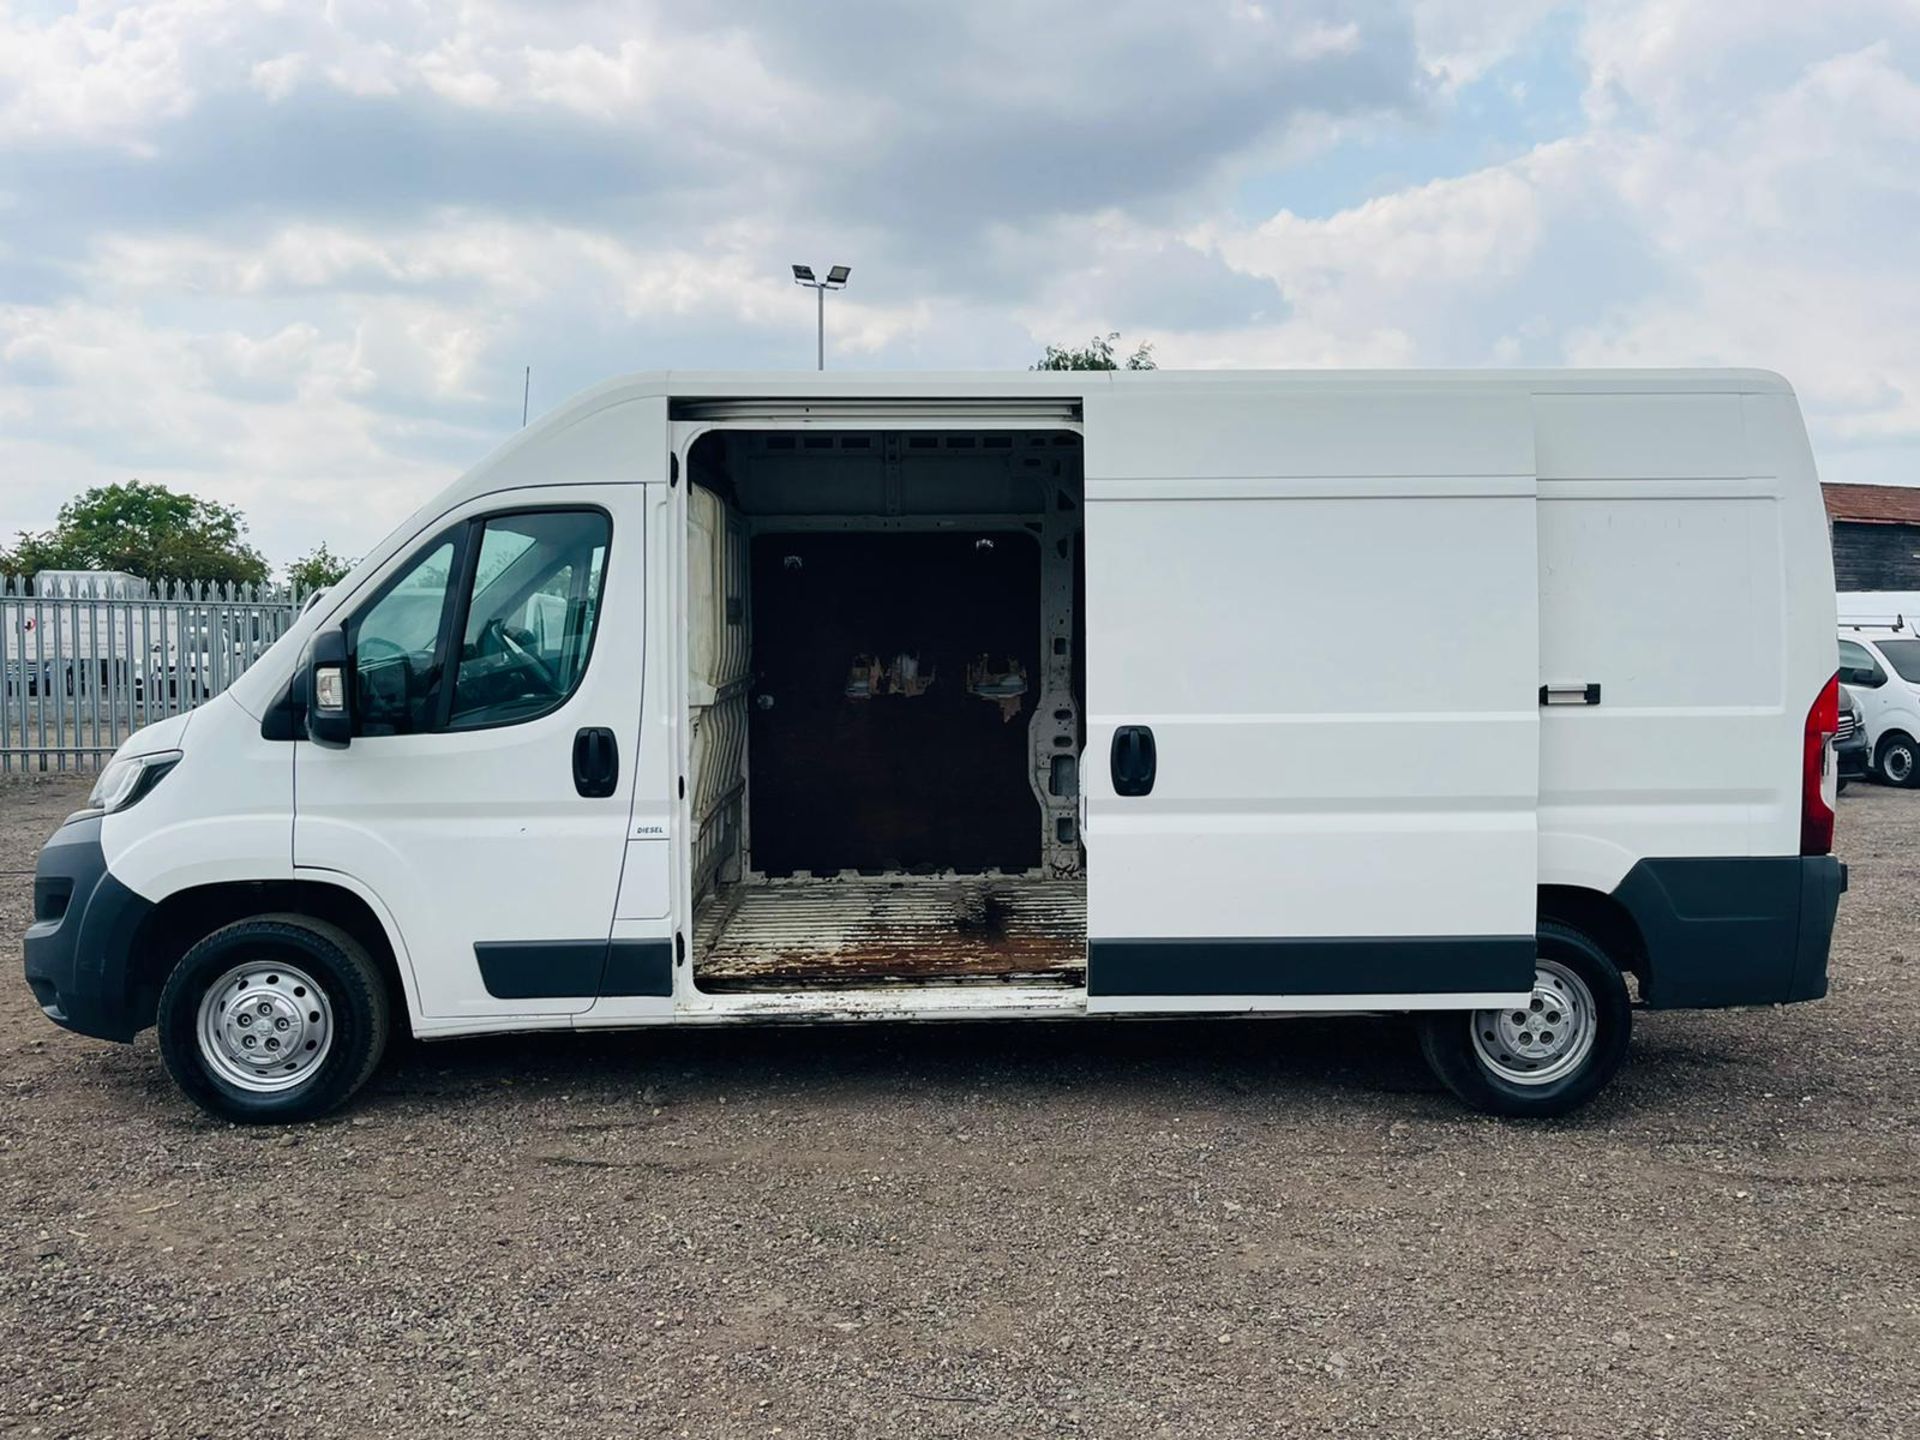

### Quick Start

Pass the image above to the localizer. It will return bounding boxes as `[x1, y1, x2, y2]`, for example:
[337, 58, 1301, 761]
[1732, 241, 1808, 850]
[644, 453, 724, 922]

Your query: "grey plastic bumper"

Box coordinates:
[22, 814, 155, 1042]
[1612, 854, 1845, 1009]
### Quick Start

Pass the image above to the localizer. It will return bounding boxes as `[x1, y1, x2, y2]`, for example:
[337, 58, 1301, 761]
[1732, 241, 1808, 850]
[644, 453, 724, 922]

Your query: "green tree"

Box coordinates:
[1032, 332, 1157, 371]
[286, 542, 354, 594]
[0, 480, 269, 586]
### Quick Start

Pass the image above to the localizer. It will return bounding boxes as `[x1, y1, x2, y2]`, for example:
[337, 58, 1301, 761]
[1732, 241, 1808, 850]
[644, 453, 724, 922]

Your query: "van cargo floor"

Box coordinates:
[694, 876, 1087, 991]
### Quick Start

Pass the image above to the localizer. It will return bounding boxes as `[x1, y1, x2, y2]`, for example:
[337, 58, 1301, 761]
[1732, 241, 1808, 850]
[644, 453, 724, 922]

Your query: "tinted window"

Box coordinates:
[349, 538, 456, 735]
[1875, 639, 1920, 684]
[1838, 639, 1887, 689]
[449, 511, 611, 730]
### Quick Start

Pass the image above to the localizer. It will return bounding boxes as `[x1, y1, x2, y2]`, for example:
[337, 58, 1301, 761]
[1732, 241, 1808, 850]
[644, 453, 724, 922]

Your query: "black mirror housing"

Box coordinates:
[307, 626, 353, 747]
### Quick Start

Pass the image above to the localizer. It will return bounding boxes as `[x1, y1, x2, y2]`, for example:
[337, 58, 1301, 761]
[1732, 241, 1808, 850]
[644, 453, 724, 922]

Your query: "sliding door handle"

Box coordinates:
[1110, 725, 1157, 797]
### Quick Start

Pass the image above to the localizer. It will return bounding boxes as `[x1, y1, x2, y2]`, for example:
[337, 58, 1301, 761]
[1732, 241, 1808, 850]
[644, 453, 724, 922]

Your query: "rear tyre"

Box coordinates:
[1874, 731, 1918, 788]
[158, 915, 390, 1124]
[1418, 920, 1632, 1118]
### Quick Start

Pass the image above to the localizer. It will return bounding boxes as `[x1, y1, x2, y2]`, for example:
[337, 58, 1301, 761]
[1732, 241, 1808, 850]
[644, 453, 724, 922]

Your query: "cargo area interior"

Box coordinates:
[685, 428, 1087, 991]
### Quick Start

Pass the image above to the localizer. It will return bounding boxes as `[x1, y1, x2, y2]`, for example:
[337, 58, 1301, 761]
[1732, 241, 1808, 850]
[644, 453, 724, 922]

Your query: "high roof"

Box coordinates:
[1824, 483, 1920, 526]
[625, 366, 1793, 399]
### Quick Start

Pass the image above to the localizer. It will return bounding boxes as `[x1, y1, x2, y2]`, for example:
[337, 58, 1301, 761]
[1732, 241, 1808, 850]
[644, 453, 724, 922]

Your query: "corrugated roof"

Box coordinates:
[1824, 483, 1920, 526]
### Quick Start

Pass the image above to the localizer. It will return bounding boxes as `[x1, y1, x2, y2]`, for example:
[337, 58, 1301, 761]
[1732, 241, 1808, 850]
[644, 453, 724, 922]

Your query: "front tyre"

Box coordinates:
[158, 916, 391, 1123]
[1418, 920, 1631, 1118]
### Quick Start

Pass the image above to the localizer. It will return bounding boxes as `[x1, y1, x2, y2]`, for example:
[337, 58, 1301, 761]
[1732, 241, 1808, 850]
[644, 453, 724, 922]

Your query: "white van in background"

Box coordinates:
[1837, 621, 1920, 786]
[1, 571, 148, 696]
[2, 569, 281, 703]
[24, 369, 1845, 1122]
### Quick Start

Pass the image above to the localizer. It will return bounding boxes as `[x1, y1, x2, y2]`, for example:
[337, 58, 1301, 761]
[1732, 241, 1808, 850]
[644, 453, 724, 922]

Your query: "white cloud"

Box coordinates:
[0, 0, 197, 148]
[1221, 160, 1548, 290]
[1412, 0, 1567, 90]
[0, 298, 455, 558]
[1580, 0, 1920, 127]
[1561, 13, 1920, 467]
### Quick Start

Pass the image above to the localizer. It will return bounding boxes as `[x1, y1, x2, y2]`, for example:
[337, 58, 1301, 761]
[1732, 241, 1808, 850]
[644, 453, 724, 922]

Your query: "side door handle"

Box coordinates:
[1110, 724, 1157, 797]
[573, 726, 619, 798]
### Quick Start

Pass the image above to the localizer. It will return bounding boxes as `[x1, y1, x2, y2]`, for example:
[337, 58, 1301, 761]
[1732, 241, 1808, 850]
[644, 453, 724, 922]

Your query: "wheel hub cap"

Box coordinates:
[1469, 958, 1597, 1086]
[196, 961, 334, 1093]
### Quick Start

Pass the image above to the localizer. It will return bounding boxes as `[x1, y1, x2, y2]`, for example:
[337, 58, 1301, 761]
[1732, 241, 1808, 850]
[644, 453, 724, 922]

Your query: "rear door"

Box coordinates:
[1081, 380, 1540, 1011]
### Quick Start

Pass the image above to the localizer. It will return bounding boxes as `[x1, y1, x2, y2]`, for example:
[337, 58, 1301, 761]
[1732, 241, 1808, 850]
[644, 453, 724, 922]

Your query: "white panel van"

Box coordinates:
[1836, 621, 1920, 785]
[23, 370, 1846, 1121]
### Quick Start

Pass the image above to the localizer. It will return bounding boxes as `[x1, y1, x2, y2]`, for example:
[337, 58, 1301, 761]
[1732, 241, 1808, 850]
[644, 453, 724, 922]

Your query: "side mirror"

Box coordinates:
[307, 626, 353, 747]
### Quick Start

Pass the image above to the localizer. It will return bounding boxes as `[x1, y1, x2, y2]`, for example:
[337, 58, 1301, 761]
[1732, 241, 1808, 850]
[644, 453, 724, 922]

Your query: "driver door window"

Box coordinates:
[344, 509, 610, 738]
[449, 511, 611, 730]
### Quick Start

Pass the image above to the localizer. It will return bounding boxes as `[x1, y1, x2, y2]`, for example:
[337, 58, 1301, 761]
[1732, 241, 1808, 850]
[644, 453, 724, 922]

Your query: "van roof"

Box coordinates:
[558, 366, 1793, 407]
[326, 367, 1798, 634]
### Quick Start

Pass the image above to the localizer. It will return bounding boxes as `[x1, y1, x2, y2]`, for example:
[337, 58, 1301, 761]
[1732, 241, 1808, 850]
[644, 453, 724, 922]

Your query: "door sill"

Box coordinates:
[676, 984, 1090, 1023]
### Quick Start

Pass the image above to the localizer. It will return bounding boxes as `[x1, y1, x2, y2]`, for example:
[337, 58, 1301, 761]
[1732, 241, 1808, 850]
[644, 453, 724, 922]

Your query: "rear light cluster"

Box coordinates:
[1802, 672, 1839, 856]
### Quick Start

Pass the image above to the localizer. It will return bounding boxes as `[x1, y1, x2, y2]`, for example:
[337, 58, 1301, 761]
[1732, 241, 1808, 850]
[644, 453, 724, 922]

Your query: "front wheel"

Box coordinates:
[1418, 921, 1632, 1118]
[1875, 731, 1918, 788]
[158, 915, 391, 1123]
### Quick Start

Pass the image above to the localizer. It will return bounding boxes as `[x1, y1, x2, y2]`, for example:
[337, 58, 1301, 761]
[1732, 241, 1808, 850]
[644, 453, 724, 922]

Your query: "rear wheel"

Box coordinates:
[1875, 731, 1918, 787]
[158, 915, 390, 1123]
[1418, 920, 1631, 1118]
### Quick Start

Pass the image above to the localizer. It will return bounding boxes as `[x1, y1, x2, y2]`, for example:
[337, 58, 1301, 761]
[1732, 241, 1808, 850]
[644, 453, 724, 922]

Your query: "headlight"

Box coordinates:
[87, 749, 183, 814]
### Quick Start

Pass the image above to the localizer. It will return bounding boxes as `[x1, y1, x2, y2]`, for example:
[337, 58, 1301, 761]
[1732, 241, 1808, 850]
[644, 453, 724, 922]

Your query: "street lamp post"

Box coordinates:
[791, 264, 851, 370]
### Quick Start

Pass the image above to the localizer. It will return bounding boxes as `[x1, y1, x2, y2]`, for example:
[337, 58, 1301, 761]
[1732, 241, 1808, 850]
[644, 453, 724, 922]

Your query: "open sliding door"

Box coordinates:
[1082, 381, 1541, 1012]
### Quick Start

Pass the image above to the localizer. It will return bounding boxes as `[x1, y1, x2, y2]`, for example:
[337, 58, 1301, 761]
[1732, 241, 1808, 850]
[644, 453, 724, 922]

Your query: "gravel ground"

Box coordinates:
[1, 773, 1916, 1439]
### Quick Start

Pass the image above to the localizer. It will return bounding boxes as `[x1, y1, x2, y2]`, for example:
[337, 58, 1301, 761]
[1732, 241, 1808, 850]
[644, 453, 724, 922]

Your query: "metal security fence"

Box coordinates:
[1, 574, 304, 773]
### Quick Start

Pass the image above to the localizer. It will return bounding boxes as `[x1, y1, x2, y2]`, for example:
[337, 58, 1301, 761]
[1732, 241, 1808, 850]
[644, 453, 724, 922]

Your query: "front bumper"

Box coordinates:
[22, 814, 155, 1042]
[1836, 734, 1870, 780]
[1612, 854, 1845, 1009]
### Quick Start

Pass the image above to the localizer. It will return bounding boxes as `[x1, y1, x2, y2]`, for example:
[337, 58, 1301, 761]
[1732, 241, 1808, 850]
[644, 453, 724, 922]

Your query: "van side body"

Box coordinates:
[24, 369, 1844, 1117]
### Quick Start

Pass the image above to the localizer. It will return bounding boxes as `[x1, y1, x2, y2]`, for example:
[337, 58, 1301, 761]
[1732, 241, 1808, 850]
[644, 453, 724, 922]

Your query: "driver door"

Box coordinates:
[295, 485, 643, 1020]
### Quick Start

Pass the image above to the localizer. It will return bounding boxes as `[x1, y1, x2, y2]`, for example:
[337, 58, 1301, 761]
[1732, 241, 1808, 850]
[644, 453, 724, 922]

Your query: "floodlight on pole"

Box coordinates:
[791, 262, 851, 370]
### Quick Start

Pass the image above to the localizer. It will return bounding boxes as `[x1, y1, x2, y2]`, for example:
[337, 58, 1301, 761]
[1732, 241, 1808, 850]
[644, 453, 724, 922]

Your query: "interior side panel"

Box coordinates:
[746, 530, 1042, 876]
[686, 485, 751, 901]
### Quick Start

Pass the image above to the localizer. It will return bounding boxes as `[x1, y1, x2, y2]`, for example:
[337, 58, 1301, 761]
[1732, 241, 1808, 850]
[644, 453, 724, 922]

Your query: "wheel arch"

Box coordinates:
[130, 879, 414, 1036]
[1537, 883, 1649, 999]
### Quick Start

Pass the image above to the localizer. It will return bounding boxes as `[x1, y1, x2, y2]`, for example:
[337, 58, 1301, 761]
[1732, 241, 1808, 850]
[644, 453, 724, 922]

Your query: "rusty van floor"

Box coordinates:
[693, 875, 1087, 990]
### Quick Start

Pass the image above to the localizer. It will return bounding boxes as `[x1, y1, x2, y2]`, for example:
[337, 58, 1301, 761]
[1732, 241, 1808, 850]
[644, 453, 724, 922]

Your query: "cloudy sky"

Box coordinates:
[2, 0, 1918, 569]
